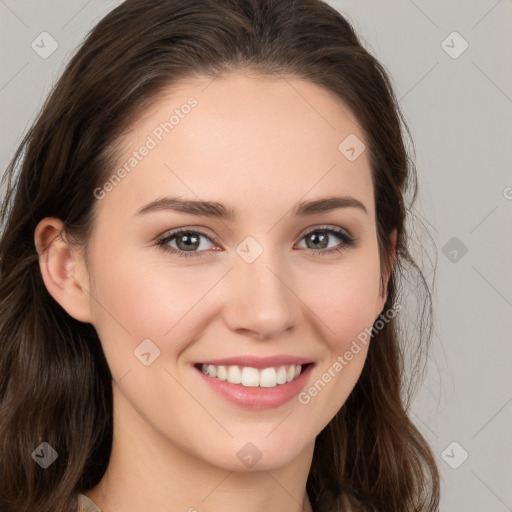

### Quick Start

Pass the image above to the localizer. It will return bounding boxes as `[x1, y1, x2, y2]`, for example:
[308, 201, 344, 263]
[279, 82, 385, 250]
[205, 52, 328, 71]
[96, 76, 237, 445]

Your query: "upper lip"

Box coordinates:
[195, 355, 314, 370]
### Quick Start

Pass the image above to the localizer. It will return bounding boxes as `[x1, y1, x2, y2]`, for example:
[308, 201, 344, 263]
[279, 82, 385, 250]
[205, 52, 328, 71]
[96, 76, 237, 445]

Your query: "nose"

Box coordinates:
[222, 247, 301, 340]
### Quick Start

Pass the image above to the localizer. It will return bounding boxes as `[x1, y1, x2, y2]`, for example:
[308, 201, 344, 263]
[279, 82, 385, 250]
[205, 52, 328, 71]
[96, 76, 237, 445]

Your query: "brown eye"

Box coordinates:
[156, 229, 216, 258]
[296, 227, 356, 256]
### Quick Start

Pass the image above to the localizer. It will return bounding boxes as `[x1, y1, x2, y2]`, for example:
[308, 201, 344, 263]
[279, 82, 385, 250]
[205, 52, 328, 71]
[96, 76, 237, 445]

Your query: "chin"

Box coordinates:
[201, 436, 311, 473]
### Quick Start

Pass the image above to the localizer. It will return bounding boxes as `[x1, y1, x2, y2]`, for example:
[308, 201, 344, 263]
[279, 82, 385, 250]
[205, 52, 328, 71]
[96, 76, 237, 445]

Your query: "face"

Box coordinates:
[57, 71, 392, 472]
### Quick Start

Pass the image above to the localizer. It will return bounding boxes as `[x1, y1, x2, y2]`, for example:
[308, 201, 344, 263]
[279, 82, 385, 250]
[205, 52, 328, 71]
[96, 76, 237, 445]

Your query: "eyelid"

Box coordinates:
[157, 225, 221, 244]
[296, 224, 353, 241]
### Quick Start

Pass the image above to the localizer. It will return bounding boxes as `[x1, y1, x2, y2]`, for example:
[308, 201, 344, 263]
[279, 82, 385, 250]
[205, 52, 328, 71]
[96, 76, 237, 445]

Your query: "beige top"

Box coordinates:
[77, 493, 103, 512]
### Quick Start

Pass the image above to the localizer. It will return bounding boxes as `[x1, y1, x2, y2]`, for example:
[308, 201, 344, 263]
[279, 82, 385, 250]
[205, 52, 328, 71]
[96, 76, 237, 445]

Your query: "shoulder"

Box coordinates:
[77, 493, 103, 512]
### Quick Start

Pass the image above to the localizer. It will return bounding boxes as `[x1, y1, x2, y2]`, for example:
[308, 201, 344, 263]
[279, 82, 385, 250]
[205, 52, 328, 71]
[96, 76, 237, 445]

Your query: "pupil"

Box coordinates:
[178, 233, 199, 250]
[309, 231, 328, 249]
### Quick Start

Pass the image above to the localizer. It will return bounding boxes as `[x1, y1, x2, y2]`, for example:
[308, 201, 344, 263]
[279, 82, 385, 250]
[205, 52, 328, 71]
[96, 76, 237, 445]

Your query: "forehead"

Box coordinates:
[97, 70, 375, 222]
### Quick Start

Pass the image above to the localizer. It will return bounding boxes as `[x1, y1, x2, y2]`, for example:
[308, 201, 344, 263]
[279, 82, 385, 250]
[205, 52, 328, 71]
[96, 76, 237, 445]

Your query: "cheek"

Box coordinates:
[300, 254, 383, 352]
[292, 256, 381, 427]
[89, 252, 213, 372]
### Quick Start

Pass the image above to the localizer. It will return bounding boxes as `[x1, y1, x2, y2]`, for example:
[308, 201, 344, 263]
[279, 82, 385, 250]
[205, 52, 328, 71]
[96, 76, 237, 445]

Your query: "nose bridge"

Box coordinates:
[225, 236, 300, 338]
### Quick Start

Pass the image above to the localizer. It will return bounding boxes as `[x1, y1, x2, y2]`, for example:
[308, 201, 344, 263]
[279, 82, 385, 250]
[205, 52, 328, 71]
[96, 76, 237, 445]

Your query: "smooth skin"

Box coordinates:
[35, 70, 396, 512]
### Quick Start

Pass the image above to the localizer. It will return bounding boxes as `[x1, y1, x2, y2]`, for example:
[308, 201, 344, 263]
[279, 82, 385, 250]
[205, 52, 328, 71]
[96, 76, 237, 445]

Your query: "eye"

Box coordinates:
[156, 228, 218, 258]
[156, 225, 356, 258]
[296, 226, 356, 256]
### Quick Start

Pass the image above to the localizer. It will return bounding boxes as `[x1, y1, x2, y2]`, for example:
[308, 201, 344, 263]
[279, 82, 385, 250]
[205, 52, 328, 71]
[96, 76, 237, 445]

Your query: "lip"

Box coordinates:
[193, 362, 315, 410]
[194, 354, 314, 370]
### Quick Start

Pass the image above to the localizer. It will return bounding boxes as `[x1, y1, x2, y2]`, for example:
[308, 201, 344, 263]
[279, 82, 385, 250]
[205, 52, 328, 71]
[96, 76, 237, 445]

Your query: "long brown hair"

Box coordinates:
[0, 1, 440, 510]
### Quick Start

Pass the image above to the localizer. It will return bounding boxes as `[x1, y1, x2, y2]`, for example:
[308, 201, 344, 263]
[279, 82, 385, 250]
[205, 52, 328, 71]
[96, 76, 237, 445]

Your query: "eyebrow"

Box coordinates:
[134, 195, 368, 220]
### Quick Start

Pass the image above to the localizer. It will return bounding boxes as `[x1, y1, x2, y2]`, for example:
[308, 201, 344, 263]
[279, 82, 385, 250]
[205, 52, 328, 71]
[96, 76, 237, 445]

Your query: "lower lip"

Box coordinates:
[194, 364, 315, 410]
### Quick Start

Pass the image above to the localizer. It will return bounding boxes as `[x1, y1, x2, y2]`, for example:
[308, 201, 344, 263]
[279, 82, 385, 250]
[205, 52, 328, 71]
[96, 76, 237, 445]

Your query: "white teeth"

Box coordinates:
[241, 367, 259, 387]
[217, 365, 227, 381]
[227, 365, 242, 384]
[276, 366, 287, 384]
[199, 364, 305, 387]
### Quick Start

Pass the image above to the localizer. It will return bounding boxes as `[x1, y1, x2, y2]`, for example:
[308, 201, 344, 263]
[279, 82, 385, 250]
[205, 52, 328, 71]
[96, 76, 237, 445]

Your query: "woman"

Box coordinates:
[0, 0, 439, 511]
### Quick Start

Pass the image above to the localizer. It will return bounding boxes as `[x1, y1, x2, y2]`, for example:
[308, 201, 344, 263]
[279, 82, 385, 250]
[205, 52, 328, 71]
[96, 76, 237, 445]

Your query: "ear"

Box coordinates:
[34, 217, 93, 324]
[376, 228, 397, 314]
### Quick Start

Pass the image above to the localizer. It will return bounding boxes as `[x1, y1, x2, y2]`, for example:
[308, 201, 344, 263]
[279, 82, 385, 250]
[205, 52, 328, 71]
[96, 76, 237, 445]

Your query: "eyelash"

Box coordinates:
[156, 226, 356, 259]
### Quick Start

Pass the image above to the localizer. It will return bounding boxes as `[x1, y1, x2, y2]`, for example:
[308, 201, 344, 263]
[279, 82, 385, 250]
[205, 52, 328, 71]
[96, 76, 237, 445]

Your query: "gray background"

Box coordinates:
[1, 1, 511, 510]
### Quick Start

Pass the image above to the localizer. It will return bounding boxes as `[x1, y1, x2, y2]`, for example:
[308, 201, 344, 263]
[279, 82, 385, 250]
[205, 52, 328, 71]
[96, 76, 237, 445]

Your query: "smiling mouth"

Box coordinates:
[193, 362, 314, 388]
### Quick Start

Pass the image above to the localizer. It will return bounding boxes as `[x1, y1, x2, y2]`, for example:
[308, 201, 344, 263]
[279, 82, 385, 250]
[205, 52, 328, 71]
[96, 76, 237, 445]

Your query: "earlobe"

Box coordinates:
[34, 218, 93, 324]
